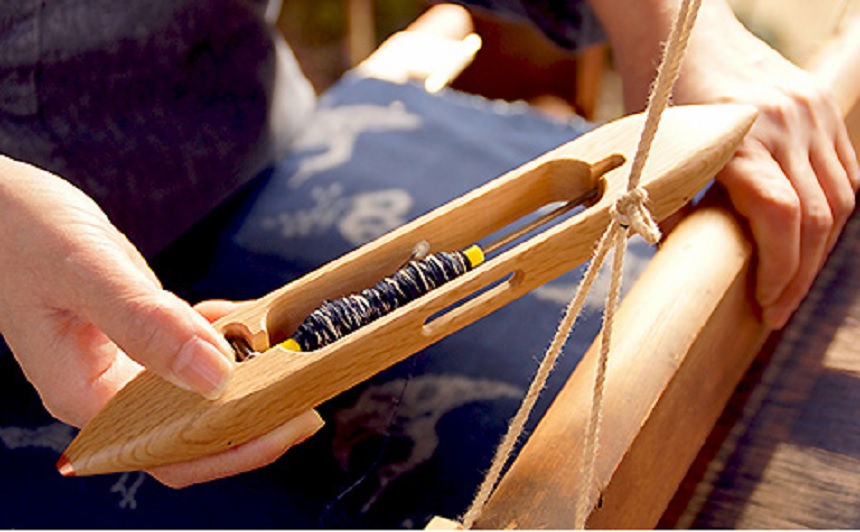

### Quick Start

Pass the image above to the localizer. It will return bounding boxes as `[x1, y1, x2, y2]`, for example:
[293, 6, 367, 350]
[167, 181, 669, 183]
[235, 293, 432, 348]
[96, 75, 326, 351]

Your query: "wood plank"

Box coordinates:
[662, 207, 860, 528]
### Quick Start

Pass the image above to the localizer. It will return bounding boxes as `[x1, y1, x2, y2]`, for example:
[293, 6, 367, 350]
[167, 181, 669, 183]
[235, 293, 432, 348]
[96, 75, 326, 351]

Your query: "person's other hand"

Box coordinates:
[0, 157, 322, 487]
[591, 0, 859, 329]
[671, 6, 859, 328]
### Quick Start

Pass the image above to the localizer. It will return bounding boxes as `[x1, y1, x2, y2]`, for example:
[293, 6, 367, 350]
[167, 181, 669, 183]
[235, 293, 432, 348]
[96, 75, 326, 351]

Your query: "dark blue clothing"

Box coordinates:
[0, 1, 600, 254]
[0, 0, 281, 255]
[454, 0, 605, 50]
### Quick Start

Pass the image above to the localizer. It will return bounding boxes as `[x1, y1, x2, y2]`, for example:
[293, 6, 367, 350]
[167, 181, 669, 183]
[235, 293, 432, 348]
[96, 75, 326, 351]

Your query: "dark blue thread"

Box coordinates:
[291, 250, 473, 351]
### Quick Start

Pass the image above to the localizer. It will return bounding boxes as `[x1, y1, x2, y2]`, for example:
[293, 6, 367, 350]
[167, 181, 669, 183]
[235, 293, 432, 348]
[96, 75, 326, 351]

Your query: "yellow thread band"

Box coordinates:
[279, 338, 303, 352]
[463, 244, 484, 268]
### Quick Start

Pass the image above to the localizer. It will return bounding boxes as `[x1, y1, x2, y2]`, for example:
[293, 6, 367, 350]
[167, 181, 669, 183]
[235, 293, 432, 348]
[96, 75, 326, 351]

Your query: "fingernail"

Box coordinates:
[763, 306, 789, 330]
[172, 336, 234, 399]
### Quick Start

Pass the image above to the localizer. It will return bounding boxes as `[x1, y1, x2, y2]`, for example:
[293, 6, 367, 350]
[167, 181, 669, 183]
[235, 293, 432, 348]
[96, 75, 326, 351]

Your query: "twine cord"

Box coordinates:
[458, 0, 703, 528]
[460, 221, 618, 529]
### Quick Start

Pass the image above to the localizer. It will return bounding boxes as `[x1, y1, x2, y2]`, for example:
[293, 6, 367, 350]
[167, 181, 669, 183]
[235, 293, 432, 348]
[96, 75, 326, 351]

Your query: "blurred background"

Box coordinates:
[276, 0, 860, 122]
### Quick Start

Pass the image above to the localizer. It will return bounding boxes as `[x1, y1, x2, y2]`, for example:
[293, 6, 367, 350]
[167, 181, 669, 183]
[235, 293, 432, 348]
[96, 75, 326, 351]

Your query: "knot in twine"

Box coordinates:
[460, 0, 701, 526]
[611, 187, 662, 244]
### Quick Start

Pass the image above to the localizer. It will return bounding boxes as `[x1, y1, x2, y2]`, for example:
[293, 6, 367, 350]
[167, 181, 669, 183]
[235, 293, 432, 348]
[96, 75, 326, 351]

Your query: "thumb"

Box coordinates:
[71, 243, 235, 399]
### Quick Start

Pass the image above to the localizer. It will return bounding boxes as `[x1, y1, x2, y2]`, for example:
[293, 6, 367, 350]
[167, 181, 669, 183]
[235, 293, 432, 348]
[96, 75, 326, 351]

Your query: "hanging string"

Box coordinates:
[459, 0, 703, 528]
[624, 0, 702, 199]
[575, 0, 701, 527]
[460, 224, 617, 529]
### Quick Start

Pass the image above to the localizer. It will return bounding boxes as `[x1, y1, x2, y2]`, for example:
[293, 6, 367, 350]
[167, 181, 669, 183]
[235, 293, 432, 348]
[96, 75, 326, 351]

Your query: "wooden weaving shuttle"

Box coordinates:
[59, 103, 757, 476]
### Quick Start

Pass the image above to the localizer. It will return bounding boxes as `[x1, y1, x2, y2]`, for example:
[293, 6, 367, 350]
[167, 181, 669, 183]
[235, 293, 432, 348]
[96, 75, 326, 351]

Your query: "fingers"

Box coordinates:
[763, 96, 856, 327]
[47, 320, 144, 426]
[664, 19, 858, 331]
[37, 299, 247, 425]
[763, 146, 833, 327]
[70, 242, 236, 399]
[719, 120, 857, 329]
[15, 315, 145, 428]
[719, 150, 801, 318]
[148, 410, 324, 489]
[809, 132, 856, 254]
[194, 299, 249, 322]
[835, 118, 860, 191]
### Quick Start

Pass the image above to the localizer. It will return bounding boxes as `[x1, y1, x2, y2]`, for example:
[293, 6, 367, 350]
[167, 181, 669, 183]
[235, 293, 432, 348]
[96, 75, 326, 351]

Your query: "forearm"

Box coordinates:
[585, 0, 747, 111]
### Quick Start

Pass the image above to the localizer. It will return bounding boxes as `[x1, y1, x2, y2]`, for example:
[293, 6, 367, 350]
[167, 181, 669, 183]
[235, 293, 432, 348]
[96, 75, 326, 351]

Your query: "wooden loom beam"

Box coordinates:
[475, 15, 860, 530]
